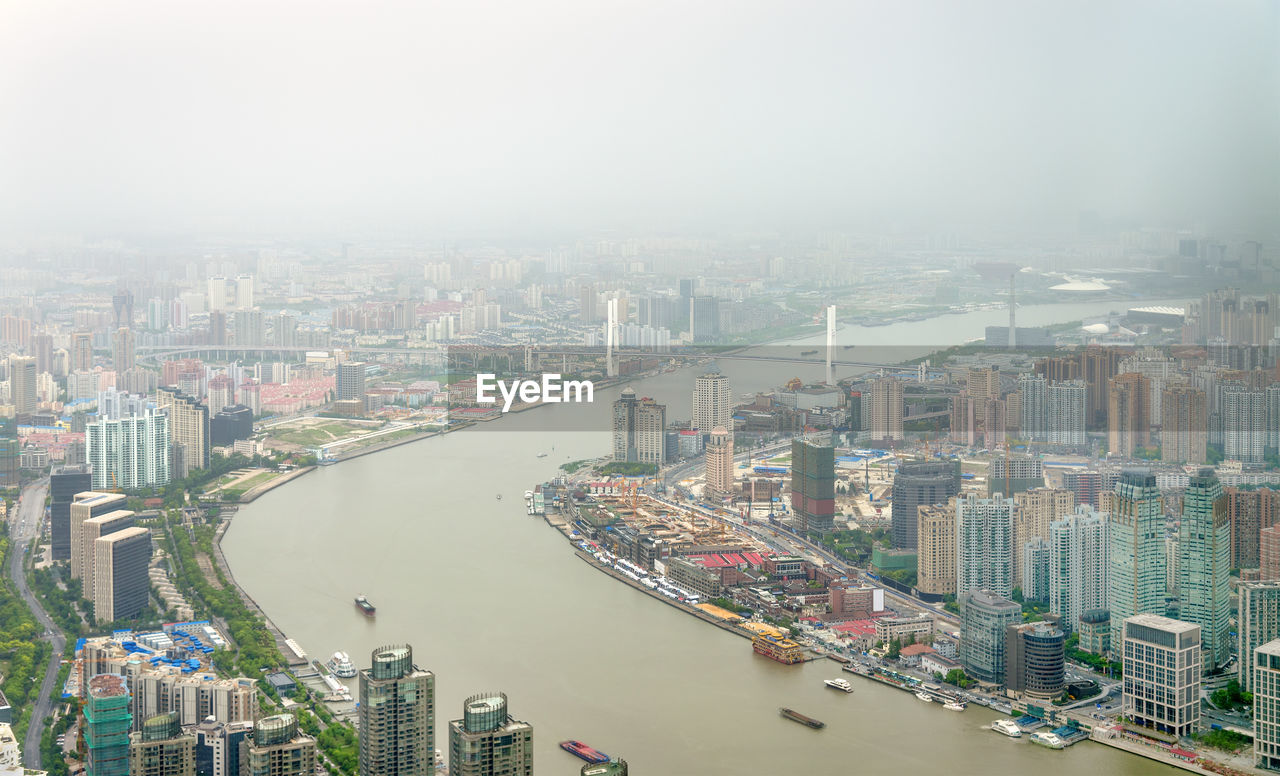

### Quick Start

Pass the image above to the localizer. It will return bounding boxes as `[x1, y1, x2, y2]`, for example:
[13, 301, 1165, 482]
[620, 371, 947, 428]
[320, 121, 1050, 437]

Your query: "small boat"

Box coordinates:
[326, 651, 357, 678]
[915, 691, 933, 703]
[801, 349, 818, 356]
[779, 708, 824, 729]
[1030, 731, 1065, 749]
[536, 452, 548, 458]
[991, 719, 1022, 738]
[496, 493, 502, 500]
[354, 595, 376, 617]
[943, 700, 966, 712]
[559, 740, 609, 763]
[824, 678, 853, 693]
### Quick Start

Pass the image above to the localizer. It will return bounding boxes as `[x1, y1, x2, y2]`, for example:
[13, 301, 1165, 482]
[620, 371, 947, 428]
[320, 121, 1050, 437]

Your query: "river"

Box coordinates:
[222, 298, 1182, 774]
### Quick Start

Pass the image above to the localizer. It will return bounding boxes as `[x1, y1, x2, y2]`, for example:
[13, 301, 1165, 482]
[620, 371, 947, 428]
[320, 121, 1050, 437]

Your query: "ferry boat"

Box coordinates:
[942, 700, 966, 712]
[559, 740, 609, 763]
[914, 691, 933, 703]
[991, 719, 1022, 737]
[779, 708, 824, 729]
[1030, 731, 1065, 749]
[326, 651, 357, 678]
[752, 633, 804, 664]
[354, 595, 376, 617]
[823, 678, 853, 693]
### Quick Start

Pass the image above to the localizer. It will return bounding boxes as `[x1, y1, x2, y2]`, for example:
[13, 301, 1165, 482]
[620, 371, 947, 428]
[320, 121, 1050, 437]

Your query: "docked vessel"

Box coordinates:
[752, 633, 804, 664]
[823, 678, 853, 693]
[991, 719, 1022, 737]
[1030, 731, 1065, 749]
[779, 708, 824, 729]
[326, 651, 357, 678]
[559, 740, 609, 763]
[915, 691, 933, 703]
[354, 595, 376, 617]
[942, 700, 966, 712]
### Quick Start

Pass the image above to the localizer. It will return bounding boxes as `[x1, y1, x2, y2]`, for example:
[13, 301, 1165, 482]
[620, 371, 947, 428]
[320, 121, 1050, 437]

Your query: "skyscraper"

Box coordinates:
[9, 354, 36, 415]
[611, 388, 665, 465]
[87, 674, 132, 776]
[1107, 372, 1150, 458]
[233, 309, 265, 347]
[94, 526, 152, 623]
[890, 459, 960, 551]
[1178, 470, 1230, 670]
[358, 645, 434, 776]
[447, 692, 533, 776]
[157, 387, 210, 474]
[958, 589, 1021, 684]
[916, 502, 956, 598]
[69, 492, 129, 585]
[1049, 506, 1109, 633]
[1021, 538, 1051, 602]
[1227, 488, 1280, 572]
[112, 327, 136, 372]
[1019, 374, 1048, 441]
[50, 464, 92, 561]
[956, 493, 1015, 599]
[1047, 380, 1087, 446]
[1108, 470, 1166, 643]
[868, 376, 904, 443]
[1161, 384, 1207, 464]
[1121, 614, 1201, 739]
[1222, 387, 1265, 464]
[71, 331, 94, 372]
[337, 361, 368, 403]
[704, 426, 734, 499]
[86, 408, 171, 490]
[1012, 487, 1073, 582]
[692, 372, 731, 435]
[1239, 581, 1280, 693]
[1253, 639, 1280, 770]
[790, 437, 836, 535]
[242, 714, 316, 776]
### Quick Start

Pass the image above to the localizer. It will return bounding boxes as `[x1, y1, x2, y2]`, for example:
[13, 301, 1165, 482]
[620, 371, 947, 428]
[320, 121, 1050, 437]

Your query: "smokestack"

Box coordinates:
[1008, 272, 1017, 350]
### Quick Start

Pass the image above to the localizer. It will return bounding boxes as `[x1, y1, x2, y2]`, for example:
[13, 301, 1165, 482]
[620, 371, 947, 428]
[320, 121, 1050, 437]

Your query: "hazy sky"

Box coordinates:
[1, 1, 1276, 239]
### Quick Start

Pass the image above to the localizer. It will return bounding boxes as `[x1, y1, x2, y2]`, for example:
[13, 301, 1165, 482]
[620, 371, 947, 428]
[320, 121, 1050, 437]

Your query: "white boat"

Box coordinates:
[326, 651, 357, 678]
[824, 678, 854, 693]
[991, 719, 1022, 737]
[536, 452, 548, 458]
[942, 700, 966, 712]
[1030, 731, 1065, 749]
[914, 691, 932, 702]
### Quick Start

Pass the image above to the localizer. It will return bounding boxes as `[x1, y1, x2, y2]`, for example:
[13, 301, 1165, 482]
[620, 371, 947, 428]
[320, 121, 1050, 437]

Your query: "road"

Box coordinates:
[7, 478, 63, 770]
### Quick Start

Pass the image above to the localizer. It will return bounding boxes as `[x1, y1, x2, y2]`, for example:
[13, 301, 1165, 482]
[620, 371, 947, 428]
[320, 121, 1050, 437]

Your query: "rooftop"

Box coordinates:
[1124, 613, 1199, 633]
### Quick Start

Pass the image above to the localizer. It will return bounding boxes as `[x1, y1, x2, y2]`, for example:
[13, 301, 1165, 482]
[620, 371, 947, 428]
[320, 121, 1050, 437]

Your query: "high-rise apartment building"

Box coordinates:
[1253, 638, 1280, 770]
[234, 275, 254, 310]
[1047, 380, 1088, 446]
[890, 459, 960, 551]
[1240, 582, 1280, 693]
[112, 327, 136, 372]
[233, 310, 265, 348]
[336, 361, 368, 403]
[692, 372, 732, 435]
[1108, 372, 1150, 458]
[86, 408, 171, 490]
[1178, 470, 1230, 670]
[9, 355, 36, 414]
[916, 502, 956, 598]
[1049, 507, 1109, 633]
[208, 311, 228, 346]
[956, 493, 1016, 599]
[1223, 387, 1266, 464]
[610, 388, 665, 465]
[358, 645, 434, 776]
[94, 526, 152, 623]
[790, 437, 836, 535]
[157, 387, 210, 474]
[1021, 538, 1051, 602]
[1019, 374, 1048, 441]
[1108, 470, 1166, 642]
[242, 714, 316, 776]
[87, 674, 132, 776]
[869, 376, 904, 442]
[50, 464, 92, 561]
[1161, 384, 1207, 464]
[988, 457, 1045, 497]
[959, 589, 1021, 684]
[1268, 384, 1280, 451]
[129, 712, 195, 776]
[1012, 487, 1073, 582]
[1121, 614, 1201, 739]
[72, 331, 94, 372]
[1265, 525, 1280, 581]
[207, 277, 228, 312]
[447, 693, 533, 776]
[1228, 488, 1280, 571]
[704, 426, 734, 499]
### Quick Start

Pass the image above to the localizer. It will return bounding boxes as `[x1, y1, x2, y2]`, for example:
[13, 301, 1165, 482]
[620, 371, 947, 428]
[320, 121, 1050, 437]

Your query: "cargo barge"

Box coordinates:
[779, 708, 824, 729]
[560, 740, 610, 763]
[354, 595, 376, 617]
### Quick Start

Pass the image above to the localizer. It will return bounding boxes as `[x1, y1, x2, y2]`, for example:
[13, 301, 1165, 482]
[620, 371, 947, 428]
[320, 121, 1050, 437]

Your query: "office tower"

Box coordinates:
[917, 503, 956, 597]
[1050, 507, 1109, 633]
[1178, 470, 1230, 670]
[447, 693, 533, 776]
[1020, 375, 1048, 441]
[1004, 622, 1065, 698]
[242, 714, 316, 776]
[956, 493, 1015, 598]
[207, 277, 228, 311]
[958, 589, 1021, 684]
[94, 526, 151, 622]
[358, 645, 434, 776]
[1047, 380, 1087, 446]
[579, 284, 599, 322]
[233, 310, 265, 347]
[69, 493, 129, 583]
[129, 711, 195, 776]
[234, 275, 254, 310]
[9, 355, 36, 414]
[79, 509, 135, 603]
[87, 674, 132, 776]
[211, 406, 254, 447]
[72, 331, 94, 372]
[1223, 387, 1265, 463]
[195, 719, 252, 776]
[32, 331, 54, 373]
[87, 408, 171, 490]
[1011, 487, 1072, 583]
[1021, 538, 1050, 601]
[1121, 614, 1201, 739]
[1227, 488, 1280, 571]
[869, 376, 904, 442]
[1240, 582, 1280, 693]
[112, 327, 136, 372]
[688, 296, 719, 342]
[1108, 470, 1165, 640]
[705, 426, 734, 498]
[1255, 639, 1280, 770]
[271, 313, 298, 347]
[112, 289, 135, 329]
[0, 439, 17, 489]
[49, 464, 92, 561]
[337, 361, 367, 403]
[890, 459, 960, 550]
[1108, 372, 1150, 458]
[692, 372, 731, 434]
[157, 387, 210, 474]
[1161, 384, 1208, 464]
[208, 311, 228, 346]
[790, 437, 836, 535]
